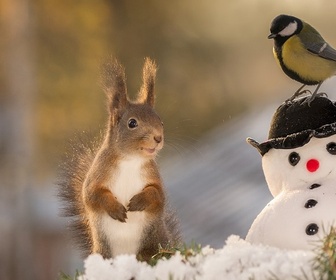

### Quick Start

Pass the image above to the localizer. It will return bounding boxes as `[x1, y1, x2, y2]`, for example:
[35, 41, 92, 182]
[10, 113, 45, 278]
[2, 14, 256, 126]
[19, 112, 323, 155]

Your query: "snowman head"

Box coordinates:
[247, 96, 336, 196]
[262, 135, 336, 196]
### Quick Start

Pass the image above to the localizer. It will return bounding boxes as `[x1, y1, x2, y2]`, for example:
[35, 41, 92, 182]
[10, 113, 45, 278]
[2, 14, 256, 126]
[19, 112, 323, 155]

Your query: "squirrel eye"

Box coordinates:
[288, 152, 300, 166]
[326, 142, 336, 155]
[128, 118, 138, 129]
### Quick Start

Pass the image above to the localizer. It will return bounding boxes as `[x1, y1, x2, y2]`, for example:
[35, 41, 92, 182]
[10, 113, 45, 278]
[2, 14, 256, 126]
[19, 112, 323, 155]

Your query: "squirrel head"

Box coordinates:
[101, 57, 163, 158]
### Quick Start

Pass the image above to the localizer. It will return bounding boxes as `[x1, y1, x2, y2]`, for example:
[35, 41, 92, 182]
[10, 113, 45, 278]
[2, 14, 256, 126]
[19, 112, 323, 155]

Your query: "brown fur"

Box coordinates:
[58, 57, 181, 261]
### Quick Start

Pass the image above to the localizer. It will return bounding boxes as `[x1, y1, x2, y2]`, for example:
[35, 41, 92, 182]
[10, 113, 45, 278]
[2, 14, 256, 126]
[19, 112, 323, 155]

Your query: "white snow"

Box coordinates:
[80, 235, 320, 280]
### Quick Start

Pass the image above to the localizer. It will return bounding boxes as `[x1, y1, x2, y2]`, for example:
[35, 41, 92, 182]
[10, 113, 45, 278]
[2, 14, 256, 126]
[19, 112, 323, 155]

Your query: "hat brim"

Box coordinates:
[247, 122, 336, 156]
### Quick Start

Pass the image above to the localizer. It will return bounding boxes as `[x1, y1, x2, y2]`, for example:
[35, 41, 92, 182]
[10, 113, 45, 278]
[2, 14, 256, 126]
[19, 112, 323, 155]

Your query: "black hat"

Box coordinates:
[247, 96, 336, 156]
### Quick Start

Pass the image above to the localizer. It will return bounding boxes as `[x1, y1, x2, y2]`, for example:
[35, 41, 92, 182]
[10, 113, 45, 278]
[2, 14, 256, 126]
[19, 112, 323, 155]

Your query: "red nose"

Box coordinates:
[306, 159, 319, 172]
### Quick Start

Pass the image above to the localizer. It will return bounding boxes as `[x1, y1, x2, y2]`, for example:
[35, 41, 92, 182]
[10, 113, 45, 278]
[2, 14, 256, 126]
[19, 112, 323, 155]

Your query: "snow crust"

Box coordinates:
[80, 235, 319, 280]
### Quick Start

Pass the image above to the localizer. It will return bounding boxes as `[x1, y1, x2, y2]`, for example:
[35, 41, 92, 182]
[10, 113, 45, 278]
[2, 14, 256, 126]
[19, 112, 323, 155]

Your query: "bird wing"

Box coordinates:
[300, 23, 336, 61]
[306, 42, 336, 61]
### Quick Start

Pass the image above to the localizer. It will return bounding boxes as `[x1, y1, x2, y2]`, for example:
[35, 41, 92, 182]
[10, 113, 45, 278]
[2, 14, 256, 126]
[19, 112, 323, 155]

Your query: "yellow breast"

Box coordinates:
[280, 36, 336, 82]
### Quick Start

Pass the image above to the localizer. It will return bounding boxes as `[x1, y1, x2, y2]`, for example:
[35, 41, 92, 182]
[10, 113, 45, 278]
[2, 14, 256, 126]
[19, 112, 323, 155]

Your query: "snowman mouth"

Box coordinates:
[300, 170, 332, 183]
[303, 170, 333, 189]
[309, 183, 321, 190]
[320, 169, 333, 179]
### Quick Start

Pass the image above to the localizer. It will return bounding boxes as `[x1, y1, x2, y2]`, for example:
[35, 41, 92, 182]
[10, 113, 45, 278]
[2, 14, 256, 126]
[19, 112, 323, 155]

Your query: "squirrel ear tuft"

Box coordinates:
[137, 57, 157, 107]
[100, 57, 128, 123]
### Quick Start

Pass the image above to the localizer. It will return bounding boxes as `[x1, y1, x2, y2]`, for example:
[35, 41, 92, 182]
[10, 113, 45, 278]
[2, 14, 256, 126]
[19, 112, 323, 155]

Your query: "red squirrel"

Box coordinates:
[58, 57, 181, 261]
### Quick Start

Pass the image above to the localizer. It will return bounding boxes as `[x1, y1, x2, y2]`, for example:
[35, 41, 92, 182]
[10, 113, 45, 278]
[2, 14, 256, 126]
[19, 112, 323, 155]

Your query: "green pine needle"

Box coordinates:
[149, 241, 203, 266]
[59, 270, 81, 280]
[313, 227, 336, 280]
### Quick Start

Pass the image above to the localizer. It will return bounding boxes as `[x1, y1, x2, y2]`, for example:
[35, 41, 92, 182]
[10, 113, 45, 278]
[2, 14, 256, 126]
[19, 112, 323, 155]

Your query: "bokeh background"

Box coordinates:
[2, 0, 336, 279]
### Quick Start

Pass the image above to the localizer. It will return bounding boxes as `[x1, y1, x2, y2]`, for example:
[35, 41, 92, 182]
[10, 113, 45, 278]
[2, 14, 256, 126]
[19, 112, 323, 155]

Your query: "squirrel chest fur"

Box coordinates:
[110, 157, 146, 207]
[59, 57, 181, 262]
[100, 157, 150, 256]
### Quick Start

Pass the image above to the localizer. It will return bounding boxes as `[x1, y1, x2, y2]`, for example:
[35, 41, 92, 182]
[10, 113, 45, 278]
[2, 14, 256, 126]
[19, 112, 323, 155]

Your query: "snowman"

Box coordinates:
[246, 96, 336, 250]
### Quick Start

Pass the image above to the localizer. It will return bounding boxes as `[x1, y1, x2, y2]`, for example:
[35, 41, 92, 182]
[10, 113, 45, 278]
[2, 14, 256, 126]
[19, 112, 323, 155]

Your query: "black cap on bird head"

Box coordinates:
[268, 14, 303, 41]
[247, 96, 336, 156]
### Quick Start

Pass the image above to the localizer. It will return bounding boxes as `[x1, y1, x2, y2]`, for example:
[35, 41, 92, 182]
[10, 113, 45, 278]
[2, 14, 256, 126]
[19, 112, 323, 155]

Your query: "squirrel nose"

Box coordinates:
[154, 135, 162, 144]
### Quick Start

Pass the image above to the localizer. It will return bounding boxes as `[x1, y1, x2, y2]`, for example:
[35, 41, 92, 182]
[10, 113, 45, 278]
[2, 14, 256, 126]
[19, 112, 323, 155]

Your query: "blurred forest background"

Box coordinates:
[2, 0, 336, 279]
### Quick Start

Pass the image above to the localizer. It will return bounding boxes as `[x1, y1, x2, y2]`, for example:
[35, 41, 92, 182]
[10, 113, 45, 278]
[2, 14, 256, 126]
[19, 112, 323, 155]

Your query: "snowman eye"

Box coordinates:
[305, 223, 319, 235]
[304, 199, 318, 208]
[326, 142, 336, 155]
[288, 152, 300, 166]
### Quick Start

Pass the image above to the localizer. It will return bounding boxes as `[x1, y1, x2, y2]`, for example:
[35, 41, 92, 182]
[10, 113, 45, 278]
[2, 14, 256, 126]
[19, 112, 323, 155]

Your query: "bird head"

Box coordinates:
[268, 14, 303, 40]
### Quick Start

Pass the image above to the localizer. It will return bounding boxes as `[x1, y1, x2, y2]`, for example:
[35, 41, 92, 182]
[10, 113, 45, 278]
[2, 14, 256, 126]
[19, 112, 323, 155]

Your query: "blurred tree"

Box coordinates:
[33, 0, 113, 177]
[1, 0, 35, 278]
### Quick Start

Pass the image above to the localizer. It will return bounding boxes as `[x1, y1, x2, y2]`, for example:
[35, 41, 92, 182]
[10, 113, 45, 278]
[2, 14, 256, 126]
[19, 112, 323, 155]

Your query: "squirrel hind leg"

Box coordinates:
[137, 210, 182, 262]
[91, 231, 113, 259]
[137, 221, 167, 262]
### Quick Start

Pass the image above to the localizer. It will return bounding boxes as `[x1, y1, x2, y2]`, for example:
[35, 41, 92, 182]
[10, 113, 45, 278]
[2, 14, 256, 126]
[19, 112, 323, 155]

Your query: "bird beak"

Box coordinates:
[268, 33, 276, 39]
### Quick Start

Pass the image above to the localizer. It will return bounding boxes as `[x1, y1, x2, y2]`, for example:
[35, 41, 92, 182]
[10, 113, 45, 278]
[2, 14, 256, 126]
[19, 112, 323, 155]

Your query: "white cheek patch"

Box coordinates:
[278, 21, 298, 37]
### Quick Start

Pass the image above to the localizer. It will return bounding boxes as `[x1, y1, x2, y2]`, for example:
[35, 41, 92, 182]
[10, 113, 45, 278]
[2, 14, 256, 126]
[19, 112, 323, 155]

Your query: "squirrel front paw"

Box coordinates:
[128, 193, 147, 212]
[106, 202, 128, 222]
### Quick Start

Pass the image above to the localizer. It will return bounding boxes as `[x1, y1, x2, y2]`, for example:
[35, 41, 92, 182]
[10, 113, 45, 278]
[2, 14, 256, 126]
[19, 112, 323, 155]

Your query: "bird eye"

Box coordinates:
[128, 118, 138, 129]
[326, 142, 336, 155]
[288, 152, 300, 166]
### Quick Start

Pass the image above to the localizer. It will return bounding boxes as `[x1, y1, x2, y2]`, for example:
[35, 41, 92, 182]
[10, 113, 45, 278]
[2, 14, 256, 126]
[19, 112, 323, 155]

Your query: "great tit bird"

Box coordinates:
[268, 14, 336, 103]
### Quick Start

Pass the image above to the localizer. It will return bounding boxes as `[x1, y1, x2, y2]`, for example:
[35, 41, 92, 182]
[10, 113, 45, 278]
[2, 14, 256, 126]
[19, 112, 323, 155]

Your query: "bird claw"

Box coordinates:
[317, 92, 328, 98]
[300, 91, 328, 106]
[285, 82, 327, 106]
[285, 89, 311, 105]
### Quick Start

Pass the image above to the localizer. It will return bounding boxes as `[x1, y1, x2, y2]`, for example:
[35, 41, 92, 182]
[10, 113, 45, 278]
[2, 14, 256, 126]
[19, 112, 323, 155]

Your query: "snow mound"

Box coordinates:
[80, 235, 318, 280]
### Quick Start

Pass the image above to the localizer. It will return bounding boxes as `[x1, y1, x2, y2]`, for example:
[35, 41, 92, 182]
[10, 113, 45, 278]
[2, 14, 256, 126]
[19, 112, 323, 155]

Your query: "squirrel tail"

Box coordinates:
[57, 133, 100, 256]
[165, 209, 182, 248]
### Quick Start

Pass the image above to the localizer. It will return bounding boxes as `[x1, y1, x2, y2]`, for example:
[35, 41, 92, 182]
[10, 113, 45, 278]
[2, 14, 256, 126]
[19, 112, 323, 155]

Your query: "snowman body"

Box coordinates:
[246, 135, 336, 249]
